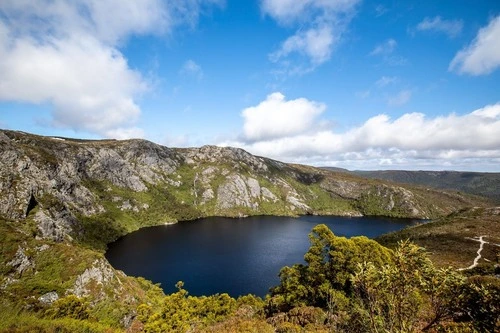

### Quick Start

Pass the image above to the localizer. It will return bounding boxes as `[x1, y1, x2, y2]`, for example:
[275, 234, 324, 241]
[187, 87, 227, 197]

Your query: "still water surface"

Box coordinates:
[106, 216, 419, 297]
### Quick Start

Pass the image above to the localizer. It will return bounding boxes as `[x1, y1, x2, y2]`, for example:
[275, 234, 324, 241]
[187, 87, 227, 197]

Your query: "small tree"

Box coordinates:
[267, 224, 392, 315]
[352, 241, 466, 333]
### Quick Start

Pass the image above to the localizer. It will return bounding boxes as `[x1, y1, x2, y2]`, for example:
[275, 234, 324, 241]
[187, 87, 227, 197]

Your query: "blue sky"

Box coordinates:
[1, 0, 500, 171]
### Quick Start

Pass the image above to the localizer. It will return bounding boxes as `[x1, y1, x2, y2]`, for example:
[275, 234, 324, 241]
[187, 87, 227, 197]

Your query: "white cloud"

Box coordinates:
[180, 60, 204, 80]
[241, 92, 325, 141]
[262, 0, 359, 71]
[260, 0, 310, 24]
[0, 0, 221, 138]
[261, 0, 358, 25]
[369, 38, 397, 56]
[0, 0, 170, 46]
[416, 16, 463, 38]
[450, 15, 500, 75]
[270, 25, 335, 65]
[387, 90, 412, 107]
[223, 96, 500, 170]
[375, 76, 398, 87]
[0, 32, 146, 138]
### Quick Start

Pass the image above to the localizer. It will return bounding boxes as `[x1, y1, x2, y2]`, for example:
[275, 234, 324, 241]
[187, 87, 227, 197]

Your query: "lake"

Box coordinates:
[105, 215, 420, 297]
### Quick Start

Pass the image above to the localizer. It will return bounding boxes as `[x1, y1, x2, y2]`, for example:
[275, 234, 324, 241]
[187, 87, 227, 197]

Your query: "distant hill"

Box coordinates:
[335, 169, 500, 203]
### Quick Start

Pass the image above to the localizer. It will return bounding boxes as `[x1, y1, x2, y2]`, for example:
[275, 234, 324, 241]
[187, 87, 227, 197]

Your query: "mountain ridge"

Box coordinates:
[323, 167, 500, 203]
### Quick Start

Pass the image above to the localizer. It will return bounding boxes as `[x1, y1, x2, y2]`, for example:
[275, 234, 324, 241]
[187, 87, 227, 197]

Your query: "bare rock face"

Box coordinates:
[0, 131, 183, 230]
[184, 145, 270, 173]
[247, 177, 261, 198]
[39, 291, 59, 305]
[34, 209, 78, 242]
[217, 174, 255, 209]
[69, 259, 116, 298]
[261, 187, 278, 202]
[87, 148, 148, 192]
[319, 178, 369, 199]
[7, 247, 33, 276]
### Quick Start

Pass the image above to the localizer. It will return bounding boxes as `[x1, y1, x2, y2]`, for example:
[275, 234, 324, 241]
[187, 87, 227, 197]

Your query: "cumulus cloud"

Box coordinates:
[0, 0, 221, 138]
[450, 15, 500, 75]
[262, 0, 359, 71]
[0, 33, 145, 138]
[416, 16, 463, 38]
[223, 95, 500, 170]
[241, 92, 325, 141]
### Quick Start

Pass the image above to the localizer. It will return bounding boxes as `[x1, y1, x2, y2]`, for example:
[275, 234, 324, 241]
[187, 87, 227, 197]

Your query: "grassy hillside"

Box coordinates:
[377, 207, 500, 272]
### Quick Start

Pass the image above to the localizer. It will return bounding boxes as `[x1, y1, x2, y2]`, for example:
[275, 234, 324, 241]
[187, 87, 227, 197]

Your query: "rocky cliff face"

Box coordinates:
[0, 130, 487, 244]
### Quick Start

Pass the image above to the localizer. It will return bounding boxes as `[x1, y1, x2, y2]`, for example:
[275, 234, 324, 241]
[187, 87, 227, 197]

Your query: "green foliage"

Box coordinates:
[202, 317, 274, 333]
[0, 305, 119, 333]
[267, 224, 392, 314]
[265, 225, 499, 333]
[356, 187, 407, 217]
[351, 241, 466, 332]
[141, 281, 237, 332]
[456, 276, 500, 332]
[45, 295, 91, 320]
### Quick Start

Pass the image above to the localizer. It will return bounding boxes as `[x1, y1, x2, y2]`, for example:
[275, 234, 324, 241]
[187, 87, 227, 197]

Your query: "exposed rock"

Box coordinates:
[217, 174, 253, 209]
[36, 244, 50, 252]
[183, 145, 269, 173]
[319, 179, 368, 199]
[7, 247, 33, 276]
[120, 200, 133, 211]
[202, 189, 215, 202]
[39, 291, 59, 305]
[261, 187, 278, 202]
[202, 166, 219, 177]
[34, 209, 76, 242]
[287, 195, 311, 212]
[247, 177, 261, 198]
[121, 312, 136, 328]
[87, 148, 148, 192]
[166, 178, 181, 187]
[70, 259, 116, 298]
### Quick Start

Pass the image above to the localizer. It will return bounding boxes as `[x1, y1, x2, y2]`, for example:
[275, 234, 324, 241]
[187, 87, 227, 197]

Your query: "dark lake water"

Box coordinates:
[105, 215, 420, 297]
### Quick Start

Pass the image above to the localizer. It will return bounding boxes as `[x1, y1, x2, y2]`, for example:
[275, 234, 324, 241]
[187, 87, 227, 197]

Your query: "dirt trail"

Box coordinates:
[459, 236, 487, 271]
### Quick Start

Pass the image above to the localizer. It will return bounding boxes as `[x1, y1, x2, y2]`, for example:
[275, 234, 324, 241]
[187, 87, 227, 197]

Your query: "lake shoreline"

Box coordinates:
[106, 215, 421, 297]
